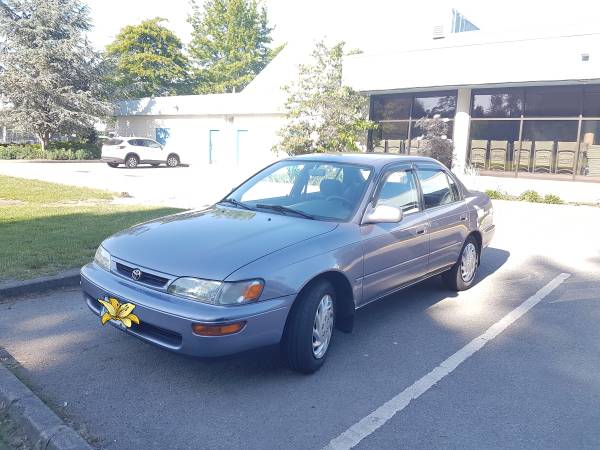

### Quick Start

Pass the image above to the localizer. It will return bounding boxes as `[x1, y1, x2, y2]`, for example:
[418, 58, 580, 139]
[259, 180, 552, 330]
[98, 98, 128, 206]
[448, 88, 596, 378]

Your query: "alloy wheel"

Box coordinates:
[312, 294, 334, 359]
[460, 242, 478, 282]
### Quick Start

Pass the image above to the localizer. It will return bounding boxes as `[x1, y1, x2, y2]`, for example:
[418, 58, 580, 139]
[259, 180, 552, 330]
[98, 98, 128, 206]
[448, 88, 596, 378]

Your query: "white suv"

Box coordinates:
[101, 137, 181, 168]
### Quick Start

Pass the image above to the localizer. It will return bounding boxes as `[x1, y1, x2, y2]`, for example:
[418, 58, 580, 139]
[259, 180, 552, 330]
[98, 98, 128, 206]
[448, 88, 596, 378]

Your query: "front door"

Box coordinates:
[415, 164, 470, 272]
[361, 166, 430, 303]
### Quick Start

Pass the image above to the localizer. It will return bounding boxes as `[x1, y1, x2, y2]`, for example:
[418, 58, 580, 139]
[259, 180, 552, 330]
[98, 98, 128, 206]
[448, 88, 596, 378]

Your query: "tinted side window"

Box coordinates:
[144, 139, 162, 148]
[375, 169, 419, 214]
[416, 168, 457, 209]
[128, 139, 141, 146]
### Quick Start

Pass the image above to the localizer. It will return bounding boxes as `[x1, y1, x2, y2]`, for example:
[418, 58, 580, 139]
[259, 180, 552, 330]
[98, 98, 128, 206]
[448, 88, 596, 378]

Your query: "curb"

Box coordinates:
[0, 361, 92, 450]
[0, 269, 80, 299]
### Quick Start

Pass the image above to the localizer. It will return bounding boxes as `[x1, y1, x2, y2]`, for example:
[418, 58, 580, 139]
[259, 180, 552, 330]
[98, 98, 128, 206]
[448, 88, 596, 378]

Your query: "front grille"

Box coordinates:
[115, 262, 169, 287]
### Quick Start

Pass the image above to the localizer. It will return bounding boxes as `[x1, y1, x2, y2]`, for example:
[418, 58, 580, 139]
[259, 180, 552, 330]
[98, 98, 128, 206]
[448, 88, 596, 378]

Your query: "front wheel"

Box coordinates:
[442, 236, 479, 291]
[282, 280, 335, 374]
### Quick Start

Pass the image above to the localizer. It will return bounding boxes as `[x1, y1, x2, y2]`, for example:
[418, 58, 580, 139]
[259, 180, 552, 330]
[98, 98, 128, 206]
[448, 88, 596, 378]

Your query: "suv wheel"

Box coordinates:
[125, 155, 139, 168]
[442, 236, 479, 291]
[282, 279, 335, 373]
[166, 154, 179, 167]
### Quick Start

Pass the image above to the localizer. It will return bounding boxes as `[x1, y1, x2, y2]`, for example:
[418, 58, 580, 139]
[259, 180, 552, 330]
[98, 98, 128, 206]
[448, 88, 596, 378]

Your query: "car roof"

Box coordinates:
[284, 152, 441, 169]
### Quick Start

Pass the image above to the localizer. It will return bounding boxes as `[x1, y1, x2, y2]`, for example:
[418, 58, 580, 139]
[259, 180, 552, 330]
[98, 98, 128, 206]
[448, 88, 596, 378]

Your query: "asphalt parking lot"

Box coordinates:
[1, 201, 599, 449]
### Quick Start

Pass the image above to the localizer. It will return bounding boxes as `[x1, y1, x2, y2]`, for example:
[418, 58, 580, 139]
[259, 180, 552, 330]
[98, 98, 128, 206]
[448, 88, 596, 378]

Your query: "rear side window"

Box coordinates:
[416, 168, 458, 209]
[375, 169, 420, 214]
[143, 139, 162, 148]
[105, 139, 123, 146]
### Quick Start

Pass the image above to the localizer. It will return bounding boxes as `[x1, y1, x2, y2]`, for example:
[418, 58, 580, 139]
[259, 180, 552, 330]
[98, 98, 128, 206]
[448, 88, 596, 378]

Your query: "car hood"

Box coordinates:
[102, 206, 338, 280]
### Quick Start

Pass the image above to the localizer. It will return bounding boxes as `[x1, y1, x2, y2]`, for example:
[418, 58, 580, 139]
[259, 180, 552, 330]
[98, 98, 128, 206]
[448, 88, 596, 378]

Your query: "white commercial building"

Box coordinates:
[344, 29, 600, 202]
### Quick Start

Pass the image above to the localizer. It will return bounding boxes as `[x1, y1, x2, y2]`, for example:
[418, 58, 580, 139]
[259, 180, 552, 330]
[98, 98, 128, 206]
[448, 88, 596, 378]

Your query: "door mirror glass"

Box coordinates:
[363, 204, 403, 224]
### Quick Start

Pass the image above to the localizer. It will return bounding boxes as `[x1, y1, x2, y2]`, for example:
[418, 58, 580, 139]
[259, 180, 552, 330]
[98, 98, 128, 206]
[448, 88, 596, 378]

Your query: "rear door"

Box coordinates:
[360, 165, 430, 303]
[415, 163, 469, 273]
[139, 139, 163, 162]
[127, 139, 147, 160]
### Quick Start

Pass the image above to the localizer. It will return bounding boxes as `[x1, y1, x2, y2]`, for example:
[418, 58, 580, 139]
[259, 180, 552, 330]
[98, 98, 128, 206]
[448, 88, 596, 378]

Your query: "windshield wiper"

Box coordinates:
[255, 204, 316, 220]
[218, 198, 253, 211]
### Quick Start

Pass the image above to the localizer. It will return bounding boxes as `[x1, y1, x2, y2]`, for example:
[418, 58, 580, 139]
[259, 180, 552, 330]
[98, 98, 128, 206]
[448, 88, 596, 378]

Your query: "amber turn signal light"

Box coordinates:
[192, 321, 246, 336]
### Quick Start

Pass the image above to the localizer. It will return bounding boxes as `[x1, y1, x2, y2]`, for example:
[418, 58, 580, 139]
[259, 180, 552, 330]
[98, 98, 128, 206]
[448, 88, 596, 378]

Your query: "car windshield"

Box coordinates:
[224, 160, 373, 221]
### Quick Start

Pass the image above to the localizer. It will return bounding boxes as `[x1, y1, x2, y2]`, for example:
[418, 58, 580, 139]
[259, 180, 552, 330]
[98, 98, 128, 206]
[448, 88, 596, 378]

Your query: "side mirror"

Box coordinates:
[362, 204, 403, 225]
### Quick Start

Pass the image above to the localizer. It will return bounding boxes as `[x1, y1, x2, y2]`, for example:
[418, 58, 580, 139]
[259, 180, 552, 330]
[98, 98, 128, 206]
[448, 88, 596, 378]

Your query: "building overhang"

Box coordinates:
[344, 31, 600, 95]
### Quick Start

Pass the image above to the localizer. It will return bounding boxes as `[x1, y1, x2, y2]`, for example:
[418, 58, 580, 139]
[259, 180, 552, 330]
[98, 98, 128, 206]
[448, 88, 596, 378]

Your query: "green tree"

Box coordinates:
[105, 17, 191, 98]
[188, 0, 279, 94]
[275, 41, 375, 155]
[414, 115, 455, 168]
[0, 0, 112, 151]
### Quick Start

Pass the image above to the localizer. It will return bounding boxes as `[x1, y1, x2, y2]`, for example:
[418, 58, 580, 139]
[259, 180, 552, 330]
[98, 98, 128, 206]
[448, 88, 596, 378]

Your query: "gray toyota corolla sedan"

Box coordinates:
[81, 153, 494, 373]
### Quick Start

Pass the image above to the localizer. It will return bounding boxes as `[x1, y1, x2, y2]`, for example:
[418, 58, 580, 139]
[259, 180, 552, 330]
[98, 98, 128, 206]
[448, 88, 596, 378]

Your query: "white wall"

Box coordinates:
[114, 113, 285, 172]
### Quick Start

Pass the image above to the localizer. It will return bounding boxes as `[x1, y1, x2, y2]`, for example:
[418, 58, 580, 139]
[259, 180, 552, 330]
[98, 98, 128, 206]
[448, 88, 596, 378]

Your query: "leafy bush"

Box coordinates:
[414, 115, 454, 168]
[518, 190, 543, 203]
[0, 142, 100, 160]
[485, 189, 505, 200]
[543, 194, 563, 204]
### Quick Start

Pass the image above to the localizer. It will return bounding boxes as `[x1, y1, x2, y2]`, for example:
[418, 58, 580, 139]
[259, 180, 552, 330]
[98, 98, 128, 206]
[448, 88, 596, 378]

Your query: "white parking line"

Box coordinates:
[323, 272, 571, 450]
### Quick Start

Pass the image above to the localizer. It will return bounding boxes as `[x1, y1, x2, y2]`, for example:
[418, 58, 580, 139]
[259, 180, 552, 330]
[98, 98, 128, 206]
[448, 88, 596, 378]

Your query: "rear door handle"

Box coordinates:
[459, 216, 467, 221]
[416, 228, 426, 235]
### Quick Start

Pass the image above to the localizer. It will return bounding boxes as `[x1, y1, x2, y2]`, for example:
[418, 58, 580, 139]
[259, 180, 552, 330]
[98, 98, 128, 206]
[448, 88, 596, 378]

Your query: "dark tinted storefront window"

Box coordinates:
[377, 122, 409, 140]
[412, 94, 456, 118]
[469, 121, 520, 171]
[372, 122, 409, 153]
[411, 121, 454, 140]
[371, 95, 411, 120]
[583, 86, 600, 117]
[521, 121, 579, 174]
[471, 90, 523, 118]
[579, 121, 600, 177]
[524, 87, 581, 117]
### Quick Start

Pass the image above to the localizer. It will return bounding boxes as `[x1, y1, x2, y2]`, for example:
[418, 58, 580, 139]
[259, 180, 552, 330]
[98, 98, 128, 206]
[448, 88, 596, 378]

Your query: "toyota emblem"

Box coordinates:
[131, 269, 142, 281]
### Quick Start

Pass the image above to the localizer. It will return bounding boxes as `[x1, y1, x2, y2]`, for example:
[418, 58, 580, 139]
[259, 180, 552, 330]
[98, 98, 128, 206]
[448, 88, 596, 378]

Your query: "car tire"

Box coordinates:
[442, 235, 480, 291]
[166, 154, 179, 167]
[107, 162, 119, 168]
[282, 279, 336, 374]
[125, 154, 139, 168]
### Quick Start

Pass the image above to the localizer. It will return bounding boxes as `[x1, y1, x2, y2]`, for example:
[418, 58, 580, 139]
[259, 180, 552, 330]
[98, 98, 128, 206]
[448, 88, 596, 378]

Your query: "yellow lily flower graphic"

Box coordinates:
[98, 297, 140, 328]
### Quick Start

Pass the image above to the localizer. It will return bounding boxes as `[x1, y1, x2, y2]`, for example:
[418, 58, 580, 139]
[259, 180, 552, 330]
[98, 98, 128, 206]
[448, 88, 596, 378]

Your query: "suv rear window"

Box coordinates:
[105, 139, 123, 146]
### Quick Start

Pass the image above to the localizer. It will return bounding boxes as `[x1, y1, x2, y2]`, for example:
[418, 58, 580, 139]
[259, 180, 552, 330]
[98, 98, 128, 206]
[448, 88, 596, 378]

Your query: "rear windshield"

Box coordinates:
[105, 139, 123, 146]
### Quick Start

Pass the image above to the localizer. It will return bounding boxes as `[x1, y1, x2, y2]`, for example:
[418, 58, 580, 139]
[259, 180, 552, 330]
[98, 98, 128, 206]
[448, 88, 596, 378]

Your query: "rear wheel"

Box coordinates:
[106, 162, 119, 168]
[442, 236, 479, 291]
[125, 154, 139, 168]
[166, 154, 179, 167]
[282, 280, 335, 373]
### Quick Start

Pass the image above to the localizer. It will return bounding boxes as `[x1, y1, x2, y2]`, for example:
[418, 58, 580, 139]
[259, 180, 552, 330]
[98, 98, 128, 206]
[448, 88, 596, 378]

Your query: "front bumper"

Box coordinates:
[80, 263, 294, 357]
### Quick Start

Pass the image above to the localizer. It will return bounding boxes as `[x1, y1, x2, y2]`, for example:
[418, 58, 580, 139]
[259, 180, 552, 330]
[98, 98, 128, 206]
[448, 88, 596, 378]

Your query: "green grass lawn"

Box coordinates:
[0, 175, 182, 281]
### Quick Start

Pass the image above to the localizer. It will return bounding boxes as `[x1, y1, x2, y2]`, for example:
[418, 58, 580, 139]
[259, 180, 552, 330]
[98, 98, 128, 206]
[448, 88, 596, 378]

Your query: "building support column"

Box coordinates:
[452, 87, 471, 174]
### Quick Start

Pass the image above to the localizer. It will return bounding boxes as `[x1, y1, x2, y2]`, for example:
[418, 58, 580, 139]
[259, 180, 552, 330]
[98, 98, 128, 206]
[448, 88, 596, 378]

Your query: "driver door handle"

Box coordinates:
[416, 227, 427, 235]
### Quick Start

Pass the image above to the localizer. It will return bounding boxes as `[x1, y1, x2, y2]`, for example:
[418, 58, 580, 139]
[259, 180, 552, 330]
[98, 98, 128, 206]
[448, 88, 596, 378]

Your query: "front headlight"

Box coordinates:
[167, 278, 264, 306]
[94, 245, 111, 271]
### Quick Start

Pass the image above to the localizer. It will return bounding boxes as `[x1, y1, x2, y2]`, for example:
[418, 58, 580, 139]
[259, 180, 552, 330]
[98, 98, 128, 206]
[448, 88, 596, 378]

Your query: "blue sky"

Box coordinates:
[86, 0, 600, 51]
